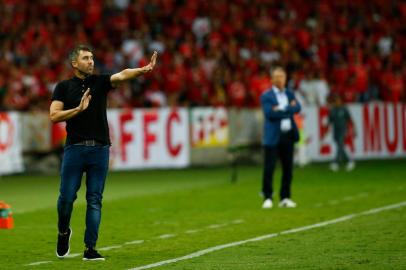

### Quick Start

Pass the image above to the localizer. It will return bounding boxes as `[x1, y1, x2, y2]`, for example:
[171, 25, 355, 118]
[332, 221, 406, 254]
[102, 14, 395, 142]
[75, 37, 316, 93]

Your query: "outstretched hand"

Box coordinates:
[78, 88, 91, 112]
[110, 52, 158, 87]
[144, 51, 158, 72]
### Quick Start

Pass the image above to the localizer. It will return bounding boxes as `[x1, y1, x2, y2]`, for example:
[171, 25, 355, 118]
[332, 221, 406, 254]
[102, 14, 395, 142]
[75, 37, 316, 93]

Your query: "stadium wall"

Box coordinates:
[1, 103, 406, 174]
[303, 103, 406, 161]
[0, 112, 24, 174]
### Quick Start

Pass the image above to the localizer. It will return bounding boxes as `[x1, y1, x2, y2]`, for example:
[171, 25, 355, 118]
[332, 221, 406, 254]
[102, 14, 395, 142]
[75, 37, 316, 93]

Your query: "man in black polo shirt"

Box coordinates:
[50, 45, 157, 261]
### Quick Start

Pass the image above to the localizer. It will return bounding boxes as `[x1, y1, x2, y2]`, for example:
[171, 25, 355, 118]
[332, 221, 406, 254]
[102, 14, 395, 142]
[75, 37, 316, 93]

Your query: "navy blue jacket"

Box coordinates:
[260, 88, 301, 146]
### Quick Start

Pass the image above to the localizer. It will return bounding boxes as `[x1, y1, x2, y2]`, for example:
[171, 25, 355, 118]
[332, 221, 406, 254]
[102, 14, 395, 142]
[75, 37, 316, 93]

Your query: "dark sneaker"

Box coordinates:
[83, 247, 105, 261]
[56, 228, 72, 258]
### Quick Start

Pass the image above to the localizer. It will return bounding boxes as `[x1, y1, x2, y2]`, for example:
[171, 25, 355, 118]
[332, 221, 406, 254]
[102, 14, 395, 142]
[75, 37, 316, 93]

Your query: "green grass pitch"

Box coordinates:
[0, 160, 405, 270]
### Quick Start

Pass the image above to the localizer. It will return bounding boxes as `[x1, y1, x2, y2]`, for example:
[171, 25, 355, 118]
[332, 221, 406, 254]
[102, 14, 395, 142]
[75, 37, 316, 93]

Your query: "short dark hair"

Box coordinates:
[69, 44, 93, 63]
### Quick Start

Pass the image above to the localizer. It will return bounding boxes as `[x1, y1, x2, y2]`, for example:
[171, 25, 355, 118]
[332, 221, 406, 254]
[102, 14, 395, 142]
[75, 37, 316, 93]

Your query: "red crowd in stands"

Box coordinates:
[0, 0, 405, 111]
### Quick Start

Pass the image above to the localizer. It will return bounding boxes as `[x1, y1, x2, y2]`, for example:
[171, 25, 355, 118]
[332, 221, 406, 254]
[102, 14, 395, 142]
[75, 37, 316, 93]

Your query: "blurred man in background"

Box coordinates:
[50, 45, 157, 261]
[260, 67, 301, 209]
[328, 94, 356, 172]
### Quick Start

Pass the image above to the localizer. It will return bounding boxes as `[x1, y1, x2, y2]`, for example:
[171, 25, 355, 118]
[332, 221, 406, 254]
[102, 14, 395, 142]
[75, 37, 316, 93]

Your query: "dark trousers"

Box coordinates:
[57, 144, 109, 248]
[262, 131, 295, 200]
[334, 135, 350, 164]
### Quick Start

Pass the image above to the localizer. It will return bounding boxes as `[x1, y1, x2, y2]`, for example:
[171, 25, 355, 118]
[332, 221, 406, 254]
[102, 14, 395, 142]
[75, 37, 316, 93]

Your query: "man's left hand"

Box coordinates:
[144, 51, 158, 72]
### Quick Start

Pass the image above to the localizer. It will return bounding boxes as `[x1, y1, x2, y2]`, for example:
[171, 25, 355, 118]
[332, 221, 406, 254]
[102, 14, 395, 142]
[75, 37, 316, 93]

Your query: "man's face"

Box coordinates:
[334, 97, 342, 106]
[72, 50, 94, 75]
[272, 69, 287, 89]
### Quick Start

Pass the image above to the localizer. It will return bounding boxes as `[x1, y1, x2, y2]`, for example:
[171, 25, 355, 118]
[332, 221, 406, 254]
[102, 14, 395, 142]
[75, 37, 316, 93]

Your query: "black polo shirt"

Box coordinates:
[52, 74, 114, 145]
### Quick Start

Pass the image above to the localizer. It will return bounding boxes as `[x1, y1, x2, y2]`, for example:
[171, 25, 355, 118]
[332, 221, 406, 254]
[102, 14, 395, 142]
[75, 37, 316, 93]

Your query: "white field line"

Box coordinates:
[207, 224, 227, 229]
[24, 219, 244, 266]
[185, 229, 201, 234]
[66, 253, 81, 258]
[124, 240, 145, 245]
[25, 261, 53, 266]
[314, 192, 370, 207]
[127, 201, 406, 270]
[156, 234, 176, 239]
[99, 245, 123, 251]
[230, 219, 244, 224]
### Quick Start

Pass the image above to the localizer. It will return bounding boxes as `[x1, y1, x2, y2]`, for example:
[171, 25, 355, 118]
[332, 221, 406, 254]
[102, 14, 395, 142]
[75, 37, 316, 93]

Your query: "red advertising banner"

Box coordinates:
[108, 108, 190, 169]
[303, 103, 406, 161]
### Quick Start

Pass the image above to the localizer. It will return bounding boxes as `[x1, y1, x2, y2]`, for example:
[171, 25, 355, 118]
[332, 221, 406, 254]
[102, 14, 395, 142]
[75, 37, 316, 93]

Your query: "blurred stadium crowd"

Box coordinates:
[0, 0, 405, 111]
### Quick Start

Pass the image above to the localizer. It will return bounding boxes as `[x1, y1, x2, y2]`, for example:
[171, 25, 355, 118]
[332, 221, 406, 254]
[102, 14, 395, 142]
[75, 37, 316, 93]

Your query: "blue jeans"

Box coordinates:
[57, 144, 109, 248]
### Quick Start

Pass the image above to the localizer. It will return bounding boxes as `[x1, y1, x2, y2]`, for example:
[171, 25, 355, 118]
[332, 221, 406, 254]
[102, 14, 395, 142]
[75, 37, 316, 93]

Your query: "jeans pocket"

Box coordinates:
[63, 144, 73, 151]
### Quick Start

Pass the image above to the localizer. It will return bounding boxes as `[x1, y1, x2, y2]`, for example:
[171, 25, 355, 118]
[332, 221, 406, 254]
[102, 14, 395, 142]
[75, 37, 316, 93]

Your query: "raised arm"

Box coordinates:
[50, 89, 92, 123]
[110, 51, 158, 88]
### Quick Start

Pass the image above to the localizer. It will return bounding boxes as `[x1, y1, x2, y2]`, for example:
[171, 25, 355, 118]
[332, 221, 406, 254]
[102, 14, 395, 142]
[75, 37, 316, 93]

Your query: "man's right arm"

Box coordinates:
[110, 51, 157, 88]
[50, 89, 91, 123]
[261, 95, 291, 120]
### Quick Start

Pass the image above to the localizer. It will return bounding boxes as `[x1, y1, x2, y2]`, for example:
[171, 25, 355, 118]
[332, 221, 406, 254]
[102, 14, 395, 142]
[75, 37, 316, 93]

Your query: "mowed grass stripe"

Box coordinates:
[126, 201, 406, 270]
[0, 160, 405, 270]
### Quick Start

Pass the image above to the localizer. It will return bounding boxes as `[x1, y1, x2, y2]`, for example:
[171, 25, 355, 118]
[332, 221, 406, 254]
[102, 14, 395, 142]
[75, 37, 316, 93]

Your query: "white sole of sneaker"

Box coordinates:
[82, 258, 106, 261]
[56, 228, 72, 258]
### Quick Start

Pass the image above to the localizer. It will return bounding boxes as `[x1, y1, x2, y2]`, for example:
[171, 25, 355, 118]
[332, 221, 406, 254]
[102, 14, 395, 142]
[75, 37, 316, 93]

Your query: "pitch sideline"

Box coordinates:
[127, 201, 406, 270]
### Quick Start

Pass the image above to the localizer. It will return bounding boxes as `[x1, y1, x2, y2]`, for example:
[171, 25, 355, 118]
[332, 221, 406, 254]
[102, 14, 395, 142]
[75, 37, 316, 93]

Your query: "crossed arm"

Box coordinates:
[261, 95, 301, 120]
[50, 51, 158, 123]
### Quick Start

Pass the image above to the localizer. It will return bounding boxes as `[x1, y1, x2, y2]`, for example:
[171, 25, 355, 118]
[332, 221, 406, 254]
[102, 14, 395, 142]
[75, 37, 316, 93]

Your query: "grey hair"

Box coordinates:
[270, 66, 286, 76]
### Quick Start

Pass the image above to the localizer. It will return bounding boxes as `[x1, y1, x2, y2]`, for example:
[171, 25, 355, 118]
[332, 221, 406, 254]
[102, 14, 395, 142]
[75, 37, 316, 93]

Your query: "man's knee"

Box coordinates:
[58, 193, 77, 204]
[86, 193, 102, 210]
